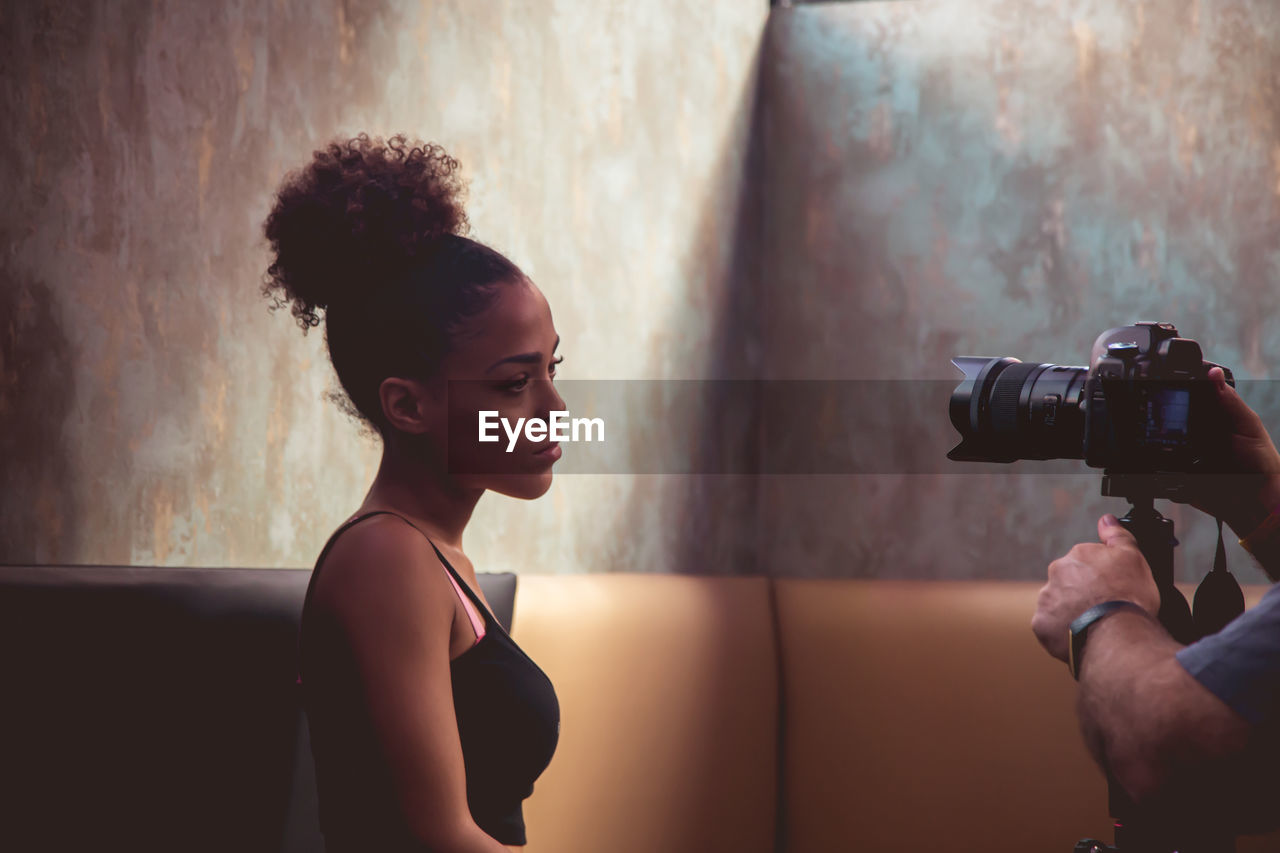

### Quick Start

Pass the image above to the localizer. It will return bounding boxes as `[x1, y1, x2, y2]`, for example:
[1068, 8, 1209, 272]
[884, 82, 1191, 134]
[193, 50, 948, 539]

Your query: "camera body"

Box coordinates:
[948, 322, 1234, 485]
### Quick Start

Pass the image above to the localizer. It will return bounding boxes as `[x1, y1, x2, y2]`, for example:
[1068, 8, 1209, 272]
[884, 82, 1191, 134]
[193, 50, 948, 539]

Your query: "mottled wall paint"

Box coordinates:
[1, 1, 768, 571]
[760, 0, 1280, 580]
[8, 0, 1278, 582]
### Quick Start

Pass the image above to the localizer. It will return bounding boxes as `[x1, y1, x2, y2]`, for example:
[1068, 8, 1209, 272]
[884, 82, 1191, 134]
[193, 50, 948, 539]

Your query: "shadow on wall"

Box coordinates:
[613, 29, 768, 578]
[0, 273, 81, 564]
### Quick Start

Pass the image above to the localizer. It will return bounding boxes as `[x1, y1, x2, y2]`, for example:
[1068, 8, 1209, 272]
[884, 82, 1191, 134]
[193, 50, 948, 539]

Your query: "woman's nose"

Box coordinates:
[539, 379, 566, 415]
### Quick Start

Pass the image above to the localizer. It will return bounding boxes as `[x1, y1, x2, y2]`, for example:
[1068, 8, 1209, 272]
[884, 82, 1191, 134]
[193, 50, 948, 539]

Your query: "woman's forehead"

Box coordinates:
[450, 280, 556, 369]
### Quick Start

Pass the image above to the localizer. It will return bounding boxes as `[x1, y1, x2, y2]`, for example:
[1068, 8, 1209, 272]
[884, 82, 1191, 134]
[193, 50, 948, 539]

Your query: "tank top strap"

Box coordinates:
[351, 510, 496, 634]
[297, 510, 495, 687]
[311, 510, 387, 572]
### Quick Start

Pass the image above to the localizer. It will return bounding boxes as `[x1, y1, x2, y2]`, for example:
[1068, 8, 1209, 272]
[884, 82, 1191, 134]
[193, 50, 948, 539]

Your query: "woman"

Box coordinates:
[264, 133, 561, 852]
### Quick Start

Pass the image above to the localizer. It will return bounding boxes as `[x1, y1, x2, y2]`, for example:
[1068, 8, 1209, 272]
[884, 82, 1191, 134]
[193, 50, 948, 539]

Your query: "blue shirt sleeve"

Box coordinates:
[1176, 582, 1280, 727]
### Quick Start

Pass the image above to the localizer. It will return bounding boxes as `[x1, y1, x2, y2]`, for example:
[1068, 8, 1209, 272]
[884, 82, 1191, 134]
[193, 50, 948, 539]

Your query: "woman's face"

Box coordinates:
[431, 278, 566, 500]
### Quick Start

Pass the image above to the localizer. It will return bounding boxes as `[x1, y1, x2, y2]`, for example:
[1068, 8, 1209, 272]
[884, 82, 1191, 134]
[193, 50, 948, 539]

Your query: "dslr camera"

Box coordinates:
[947, 321, 1234, 500]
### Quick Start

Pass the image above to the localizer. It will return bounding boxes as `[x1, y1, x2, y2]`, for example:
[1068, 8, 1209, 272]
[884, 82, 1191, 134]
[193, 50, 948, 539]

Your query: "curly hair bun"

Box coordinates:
[262, 133, 470, 332]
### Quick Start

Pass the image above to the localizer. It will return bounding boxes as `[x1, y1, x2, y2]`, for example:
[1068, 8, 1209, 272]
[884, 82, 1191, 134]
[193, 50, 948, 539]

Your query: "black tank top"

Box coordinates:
[297, 510, 560, 849]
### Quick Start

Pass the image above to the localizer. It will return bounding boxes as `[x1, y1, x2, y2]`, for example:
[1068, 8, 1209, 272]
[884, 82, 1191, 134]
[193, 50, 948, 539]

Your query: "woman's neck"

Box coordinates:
[360, 445, 483, 550]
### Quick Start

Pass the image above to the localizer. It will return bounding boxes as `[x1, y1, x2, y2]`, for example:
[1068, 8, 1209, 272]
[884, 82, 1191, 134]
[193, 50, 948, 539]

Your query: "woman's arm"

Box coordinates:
[318, 517, 511, 853]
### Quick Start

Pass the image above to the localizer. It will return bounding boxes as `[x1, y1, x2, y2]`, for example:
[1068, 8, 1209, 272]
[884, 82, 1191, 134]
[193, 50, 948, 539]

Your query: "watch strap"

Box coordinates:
[1067, 600, 1147, 680]
[1239, 501, 1280, 562]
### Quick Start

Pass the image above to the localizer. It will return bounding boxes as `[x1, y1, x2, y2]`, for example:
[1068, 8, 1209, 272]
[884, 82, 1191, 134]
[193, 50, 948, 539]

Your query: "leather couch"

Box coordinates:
[1, 564, 1276, 852]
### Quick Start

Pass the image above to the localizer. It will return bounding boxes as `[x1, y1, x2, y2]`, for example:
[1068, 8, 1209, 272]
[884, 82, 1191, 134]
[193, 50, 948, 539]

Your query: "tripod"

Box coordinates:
[1073, 473, 1244, 853]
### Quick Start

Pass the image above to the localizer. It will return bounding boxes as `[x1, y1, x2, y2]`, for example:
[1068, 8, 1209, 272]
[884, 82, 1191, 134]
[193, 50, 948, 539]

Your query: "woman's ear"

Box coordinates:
[378, 376, 443, 435]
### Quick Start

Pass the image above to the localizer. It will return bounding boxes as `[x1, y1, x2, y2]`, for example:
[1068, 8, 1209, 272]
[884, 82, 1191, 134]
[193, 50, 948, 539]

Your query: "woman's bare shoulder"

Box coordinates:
[310, 514, 454, 627]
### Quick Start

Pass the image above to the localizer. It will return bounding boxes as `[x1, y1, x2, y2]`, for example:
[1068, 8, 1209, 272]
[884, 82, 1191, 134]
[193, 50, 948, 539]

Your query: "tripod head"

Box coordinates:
[1100, 473, 1195, 645]
[1100, 470, 1246, 643]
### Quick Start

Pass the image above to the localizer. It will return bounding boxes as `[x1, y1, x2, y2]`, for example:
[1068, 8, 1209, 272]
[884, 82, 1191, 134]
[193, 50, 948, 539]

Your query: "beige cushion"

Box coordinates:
[774, 580, 1280, 852]
[511, 574, 779, 853]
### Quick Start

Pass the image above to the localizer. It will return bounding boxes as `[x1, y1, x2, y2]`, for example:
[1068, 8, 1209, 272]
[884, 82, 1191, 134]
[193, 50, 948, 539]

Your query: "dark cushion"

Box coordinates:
[0, 564, 518, 853]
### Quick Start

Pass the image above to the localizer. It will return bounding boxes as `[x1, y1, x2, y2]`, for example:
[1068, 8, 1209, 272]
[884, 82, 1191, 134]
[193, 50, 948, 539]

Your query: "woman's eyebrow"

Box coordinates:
[485, 335, 560, 374]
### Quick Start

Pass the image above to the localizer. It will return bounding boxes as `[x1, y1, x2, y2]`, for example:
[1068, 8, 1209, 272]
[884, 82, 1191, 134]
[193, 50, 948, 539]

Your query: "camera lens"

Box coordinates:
[947, 356, 1089, 463]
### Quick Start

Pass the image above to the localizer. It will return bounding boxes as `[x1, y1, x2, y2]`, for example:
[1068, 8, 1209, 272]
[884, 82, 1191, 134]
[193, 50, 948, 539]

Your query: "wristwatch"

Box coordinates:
[1067, 600, 1147, 680]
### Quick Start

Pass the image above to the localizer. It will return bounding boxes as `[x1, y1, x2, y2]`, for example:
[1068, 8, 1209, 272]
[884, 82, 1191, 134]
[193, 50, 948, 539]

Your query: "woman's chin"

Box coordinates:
[485, 471, 555, 500]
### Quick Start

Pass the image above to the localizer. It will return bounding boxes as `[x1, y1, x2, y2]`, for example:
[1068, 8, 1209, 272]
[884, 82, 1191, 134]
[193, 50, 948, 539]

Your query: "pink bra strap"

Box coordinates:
[443, 568, 486, 646]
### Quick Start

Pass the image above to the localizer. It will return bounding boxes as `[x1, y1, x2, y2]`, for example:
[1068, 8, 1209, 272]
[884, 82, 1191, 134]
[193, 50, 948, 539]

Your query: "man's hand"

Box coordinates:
[1172, 367, 1280, 537]
[1032, 514, 1161, 661]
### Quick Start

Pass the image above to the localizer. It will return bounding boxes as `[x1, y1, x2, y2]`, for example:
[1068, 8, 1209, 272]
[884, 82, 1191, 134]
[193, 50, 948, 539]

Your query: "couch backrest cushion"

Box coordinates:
[774, 579, 1111, 852]
[772, 579, 1280, 853]
[509, 573, 780, 853]
[0, 564, 516, 853]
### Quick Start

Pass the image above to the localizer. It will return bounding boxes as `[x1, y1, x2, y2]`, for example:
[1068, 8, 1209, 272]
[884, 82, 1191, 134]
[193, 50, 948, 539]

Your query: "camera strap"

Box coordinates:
[1214, 516, 1227, 574]
[1192, 517, 1246, 638]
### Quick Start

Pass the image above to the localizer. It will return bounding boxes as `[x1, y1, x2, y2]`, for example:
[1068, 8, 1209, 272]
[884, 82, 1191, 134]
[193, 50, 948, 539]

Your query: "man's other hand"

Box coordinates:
[1172, 366, 1280, 535]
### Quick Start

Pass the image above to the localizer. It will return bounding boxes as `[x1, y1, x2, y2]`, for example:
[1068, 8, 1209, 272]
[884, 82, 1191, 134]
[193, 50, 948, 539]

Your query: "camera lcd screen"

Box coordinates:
[1144, 386, 1191, 447]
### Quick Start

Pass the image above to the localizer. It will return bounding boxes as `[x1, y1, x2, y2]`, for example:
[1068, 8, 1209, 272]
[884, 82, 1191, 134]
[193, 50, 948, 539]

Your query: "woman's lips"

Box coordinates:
[533, 442, 562, 460]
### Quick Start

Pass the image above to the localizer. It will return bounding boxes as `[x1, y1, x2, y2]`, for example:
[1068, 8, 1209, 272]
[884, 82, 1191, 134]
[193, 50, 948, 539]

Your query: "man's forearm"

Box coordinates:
[1075, 610, 1251, 808]
[1035, 504, 1279, 832]
[1075, 610, 1186, 800]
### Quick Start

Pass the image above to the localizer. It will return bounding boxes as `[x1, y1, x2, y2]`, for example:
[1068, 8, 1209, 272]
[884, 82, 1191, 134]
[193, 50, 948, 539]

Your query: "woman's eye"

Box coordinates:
[505, 357, 563, 392]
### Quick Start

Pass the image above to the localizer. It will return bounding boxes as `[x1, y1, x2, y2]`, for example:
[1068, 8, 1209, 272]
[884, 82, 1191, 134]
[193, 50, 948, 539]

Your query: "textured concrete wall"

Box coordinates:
[9, 0, 1277, 582]
[760, 0, 1280, 581]
[1, 0, 768, 571]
